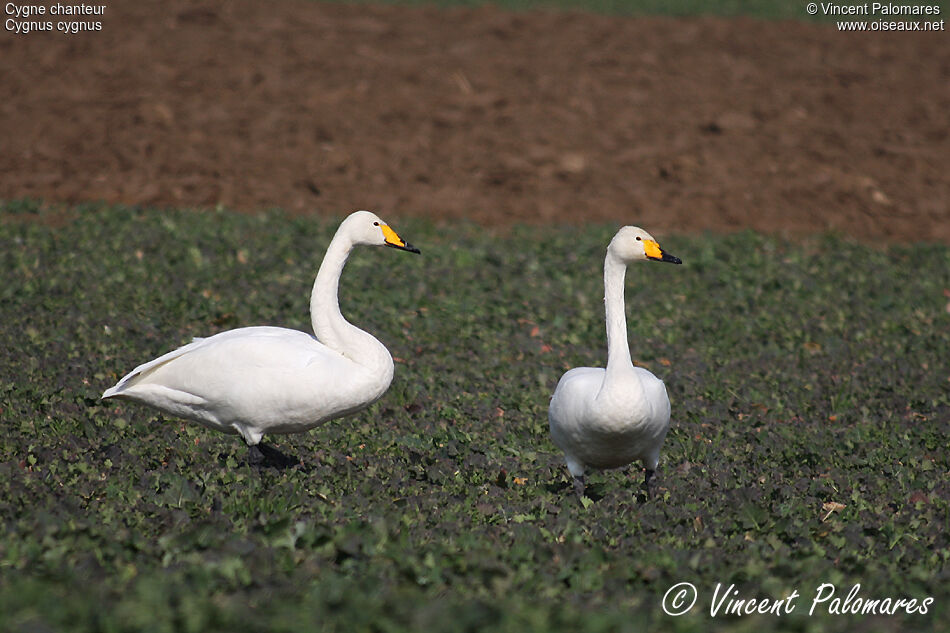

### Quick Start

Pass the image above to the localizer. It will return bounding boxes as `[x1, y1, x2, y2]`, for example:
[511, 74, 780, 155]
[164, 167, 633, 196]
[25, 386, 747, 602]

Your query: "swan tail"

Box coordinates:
[101, 384, 123, 399]
[101, 358, 174, 399]
[101, 337, 206, 400]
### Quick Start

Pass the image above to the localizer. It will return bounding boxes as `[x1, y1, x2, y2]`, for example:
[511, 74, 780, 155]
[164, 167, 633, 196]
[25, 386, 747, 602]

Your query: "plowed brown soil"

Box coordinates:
[2, 1, 948, 241]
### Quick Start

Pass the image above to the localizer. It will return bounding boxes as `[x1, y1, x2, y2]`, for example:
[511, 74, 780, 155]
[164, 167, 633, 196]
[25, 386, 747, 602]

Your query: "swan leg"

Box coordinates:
[248, 444, 266, 466]
[565, 456, 586, 498]
[573, 475, 586, 497]
[642, 469, 655, 499]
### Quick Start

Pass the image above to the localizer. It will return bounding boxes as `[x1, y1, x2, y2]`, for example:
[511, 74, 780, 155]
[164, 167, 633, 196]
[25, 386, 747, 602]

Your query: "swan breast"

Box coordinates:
[549, 366, 670, 470]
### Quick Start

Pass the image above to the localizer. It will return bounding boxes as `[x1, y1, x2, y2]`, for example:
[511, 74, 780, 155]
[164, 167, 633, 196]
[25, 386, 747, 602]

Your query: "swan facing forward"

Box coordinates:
[102, 210, 420, 464]
[549, 226, 681, 498]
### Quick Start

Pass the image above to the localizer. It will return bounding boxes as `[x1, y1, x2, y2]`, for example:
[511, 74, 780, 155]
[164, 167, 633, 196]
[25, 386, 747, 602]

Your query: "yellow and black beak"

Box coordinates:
[381, 224, 421, 254]
[644, 239, 682, 264]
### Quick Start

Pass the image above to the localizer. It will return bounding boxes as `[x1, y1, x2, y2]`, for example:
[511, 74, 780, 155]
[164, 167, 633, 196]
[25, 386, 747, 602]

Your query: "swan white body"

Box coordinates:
[548, 226, 681, 497]
[103, 211, 419, 458]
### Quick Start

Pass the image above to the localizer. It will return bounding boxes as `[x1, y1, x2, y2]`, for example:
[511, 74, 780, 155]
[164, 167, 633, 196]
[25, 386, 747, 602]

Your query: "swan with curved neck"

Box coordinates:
[103, 210, 420, 464]
[548, 225, 681, 498]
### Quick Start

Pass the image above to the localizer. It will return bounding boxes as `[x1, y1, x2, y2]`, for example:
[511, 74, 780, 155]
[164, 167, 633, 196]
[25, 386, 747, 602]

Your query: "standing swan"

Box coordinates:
[103, 210, 420, 464]
[548, 226, 681, 498]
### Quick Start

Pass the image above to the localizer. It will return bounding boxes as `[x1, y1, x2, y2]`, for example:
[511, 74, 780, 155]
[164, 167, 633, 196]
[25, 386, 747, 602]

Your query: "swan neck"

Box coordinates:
[310, 230, 354, 353]
[604, 251, 633, 373]
[309, 227, 394, 381]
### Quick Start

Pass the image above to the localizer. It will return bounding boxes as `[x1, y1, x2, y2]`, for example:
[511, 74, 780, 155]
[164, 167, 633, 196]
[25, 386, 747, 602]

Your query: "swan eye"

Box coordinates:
[636, 236, 641, 241]
[373, 221, 379, 226]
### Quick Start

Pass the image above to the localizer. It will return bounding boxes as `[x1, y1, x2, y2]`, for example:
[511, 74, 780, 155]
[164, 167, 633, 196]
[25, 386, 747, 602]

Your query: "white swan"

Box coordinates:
[102, 210, 420, 464]
[548, 226, 681, 498]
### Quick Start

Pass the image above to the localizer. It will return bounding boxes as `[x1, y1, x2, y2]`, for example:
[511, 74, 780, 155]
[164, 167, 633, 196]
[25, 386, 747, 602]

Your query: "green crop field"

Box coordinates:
[1, 201, 947, 632]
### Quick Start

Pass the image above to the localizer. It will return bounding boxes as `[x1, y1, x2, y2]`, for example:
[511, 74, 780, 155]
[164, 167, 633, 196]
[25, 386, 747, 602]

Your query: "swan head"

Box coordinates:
[343, 210, 421, 254]
[609, 226, 681, 265]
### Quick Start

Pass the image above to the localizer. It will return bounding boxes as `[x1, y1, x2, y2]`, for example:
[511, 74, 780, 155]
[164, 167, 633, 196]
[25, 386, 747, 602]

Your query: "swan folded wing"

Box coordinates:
[549, 368, 603, 444]
[102, 327, 291, 397]
[633, 367, 671, 421]
[550, 368, 602, 416]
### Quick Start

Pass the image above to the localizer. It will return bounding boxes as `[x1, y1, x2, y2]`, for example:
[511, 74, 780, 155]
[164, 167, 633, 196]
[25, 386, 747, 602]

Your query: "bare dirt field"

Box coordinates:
[2, 0, 948, 241]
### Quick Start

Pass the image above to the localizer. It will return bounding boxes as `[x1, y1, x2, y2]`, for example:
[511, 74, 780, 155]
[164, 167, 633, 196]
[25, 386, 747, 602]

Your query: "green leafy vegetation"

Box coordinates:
[1, 201, 948, 632]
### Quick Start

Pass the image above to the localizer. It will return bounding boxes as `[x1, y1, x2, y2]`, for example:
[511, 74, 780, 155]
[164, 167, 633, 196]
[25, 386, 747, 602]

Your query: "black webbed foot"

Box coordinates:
[247, 442, 296, 469]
